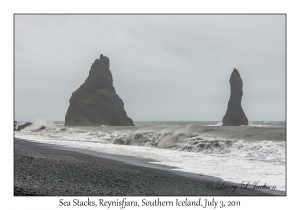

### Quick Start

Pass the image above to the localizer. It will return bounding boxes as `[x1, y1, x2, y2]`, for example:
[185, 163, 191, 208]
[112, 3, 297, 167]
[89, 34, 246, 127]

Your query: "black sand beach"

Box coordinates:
[14, 138, 281, 196]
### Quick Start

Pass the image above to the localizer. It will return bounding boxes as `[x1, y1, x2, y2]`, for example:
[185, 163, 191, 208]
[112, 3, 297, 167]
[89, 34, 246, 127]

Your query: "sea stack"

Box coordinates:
[222, 68, 248, 126]
[65, 54, 134, 126]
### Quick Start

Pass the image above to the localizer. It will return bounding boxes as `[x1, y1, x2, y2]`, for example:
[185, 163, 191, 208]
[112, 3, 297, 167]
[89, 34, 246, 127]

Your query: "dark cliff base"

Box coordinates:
[14, 138, 282, 196]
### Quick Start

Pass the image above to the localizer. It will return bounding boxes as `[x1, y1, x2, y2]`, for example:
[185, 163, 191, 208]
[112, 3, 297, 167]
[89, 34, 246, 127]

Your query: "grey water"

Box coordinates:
[15, 120, 286, 191]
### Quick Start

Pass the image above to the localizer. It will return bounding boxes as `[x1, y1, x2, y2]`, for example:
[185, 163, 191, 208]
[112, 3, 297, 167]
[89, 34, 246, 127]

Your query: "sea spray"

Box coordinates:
[14, 121, 286, 191]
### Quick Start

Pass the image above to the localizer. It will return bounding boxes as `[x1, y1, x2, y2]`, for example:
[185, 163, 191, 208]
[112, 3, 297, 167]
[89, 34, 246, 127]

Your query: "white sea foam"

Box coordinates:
[204, 122, 223, 126]
[16, 135, 285, 191]
[248, 123, 272, 127]
[248, 122, 285, 128]
[15, 121, 286, 191]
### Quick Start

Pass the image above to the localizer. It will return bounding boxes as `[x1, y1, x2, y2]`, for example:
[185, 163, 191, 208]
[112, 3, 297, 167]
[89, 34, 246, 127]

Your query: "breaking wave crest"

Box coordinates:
[14, 121, 286, 191]
[15, 121, 285, 163]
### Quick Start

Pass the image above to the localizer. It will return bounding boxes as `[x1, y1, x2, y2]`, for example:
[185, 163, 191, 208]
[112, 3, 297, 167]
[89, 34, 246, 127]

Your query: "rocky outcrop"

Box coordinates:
[15, 122, 33, 131]
[33, 125, 46, 132]
[65, 54, 134, 126]
[222, 68, 248, 126]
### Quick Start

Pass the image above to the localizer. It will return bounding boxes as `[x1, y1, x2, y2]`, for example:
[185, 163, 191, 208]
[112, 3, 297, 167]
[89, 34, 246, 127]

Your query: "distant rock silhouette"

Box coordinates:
[222, 68, 248, 126]
[65, 54, 134, 126]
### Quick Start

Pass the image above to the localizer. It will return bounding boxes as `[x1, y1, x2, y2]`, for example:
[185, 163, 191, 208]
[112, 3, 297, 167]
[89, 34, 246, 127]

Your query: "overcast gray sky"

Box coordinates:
[14, 14, 285, 122]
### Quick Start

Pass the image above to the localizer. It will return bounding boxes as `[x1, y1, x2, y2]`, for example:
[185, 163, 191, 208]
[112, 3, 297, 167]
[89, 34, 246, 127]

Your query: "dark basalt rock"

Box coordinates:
[65, 54, 134, 126]
[33, 125, 46, 132]
[15, 122, 33, 131]
[222, 68, 248, 126]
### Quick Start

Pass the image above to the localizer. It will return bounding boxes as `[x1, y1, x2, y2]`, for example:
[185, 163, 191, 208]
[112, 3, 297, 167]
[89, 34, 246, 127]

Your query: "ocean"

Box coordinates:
[14, 121, 286, 191]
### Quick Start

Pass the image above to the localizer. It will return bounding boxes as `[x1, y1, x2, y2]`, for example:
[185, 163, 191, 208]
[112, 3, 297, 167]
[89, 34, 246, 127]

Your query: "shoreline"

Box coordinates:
[14, 138, 285, 196]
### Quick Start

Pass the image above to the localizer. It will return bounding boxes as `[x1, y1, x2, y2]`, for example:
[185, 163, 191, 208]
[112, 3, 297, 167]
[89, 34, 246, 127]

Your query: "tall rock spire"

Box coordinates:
[65, 54, 134, 126]
[222, 68, 248, 126]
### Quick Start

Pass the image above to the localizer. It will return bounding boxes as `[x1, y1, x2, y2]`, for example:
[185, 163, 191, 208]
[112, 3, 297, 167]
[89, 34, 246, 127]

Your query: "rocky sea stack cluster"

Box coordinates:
[65, 54, 134, 126]
[222, 68, 248, 126]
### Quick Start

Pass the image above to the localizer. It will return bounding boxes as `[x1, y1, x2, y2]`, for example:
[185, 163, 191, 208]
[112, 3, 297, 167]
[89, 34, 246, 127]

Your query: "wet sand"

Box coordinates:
[14, 138, 282, 196]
